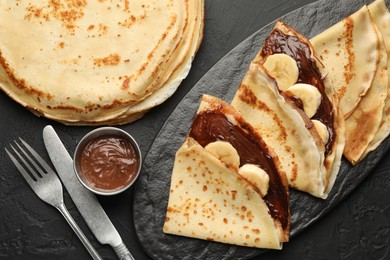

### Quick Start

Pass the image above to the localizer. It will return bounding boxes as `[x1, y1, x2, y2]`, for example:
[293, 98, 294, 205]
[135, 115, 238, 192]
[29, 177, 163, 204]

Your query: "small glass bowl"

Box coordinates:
[73, 127, 142, 196]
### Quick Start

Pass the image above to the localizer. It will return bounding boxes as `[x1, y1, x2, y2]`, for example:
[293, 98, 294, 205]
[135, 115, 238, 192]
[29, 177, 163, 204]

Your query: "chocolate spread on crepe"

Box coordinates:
[232, 63, 328, 198]
[164, 95, 289, 249]
[234, 21, 345, 199]
[260, 28, 335, 155]
[189, 109, 289, 231]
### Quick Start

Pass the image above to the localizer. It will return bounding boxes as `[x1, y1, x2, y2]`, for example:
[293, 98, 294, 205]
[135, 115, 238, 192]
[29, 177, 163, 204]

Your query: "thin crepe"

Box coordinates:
[238, 21, 345, 198]
[311, 5, 380, 118]
[343, 19, 388, 165]
[164, 95, 290, 249]
[0, 0, 204, 125]
[98, 0, 205, 125]
[361, 0, 390, 158]
[232, 63, 327, 198]
[311, 3, 389, 165]
[163, 137, 283, 249]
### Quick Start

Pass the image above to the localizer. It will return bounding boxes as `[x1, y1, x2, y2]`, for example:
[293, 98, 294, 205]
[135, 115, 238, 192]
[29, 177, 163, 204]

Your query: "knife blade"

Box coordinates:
[43, 125, 134, 260]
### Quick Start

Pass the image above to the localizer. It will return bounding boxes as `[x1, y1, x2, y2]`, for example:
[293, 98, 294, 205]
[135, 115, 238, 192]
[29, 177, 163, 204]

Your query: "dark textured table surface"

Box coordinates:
[0, 0, 389, 260]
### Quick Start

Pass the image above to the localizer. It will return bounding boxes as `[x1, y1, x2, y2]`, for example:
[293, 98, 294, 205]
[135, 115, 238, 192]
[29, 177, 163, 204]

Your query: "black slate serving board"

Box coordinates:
[133, 0, 390, 259]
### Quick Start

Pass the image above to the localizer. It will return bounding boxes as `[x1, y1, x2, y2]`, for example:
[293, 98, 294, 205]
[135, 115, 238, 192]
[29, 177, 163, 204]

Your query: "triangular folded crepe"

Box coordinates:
[311, 5, 380, 118]
[232, 63, 327, 197]
[233, 21, 345, 198]
[164, 95, 289, 249]
[311, 3, 389, 165]
[343, 23, 388, 164]
[360, 0, 390, 159]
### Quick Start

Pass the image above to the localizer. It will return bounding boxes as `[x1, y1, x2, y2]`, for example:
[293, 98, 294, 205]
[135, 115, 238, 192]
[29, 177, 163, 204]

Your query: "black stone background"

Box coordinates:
[0, 0, 389, 259]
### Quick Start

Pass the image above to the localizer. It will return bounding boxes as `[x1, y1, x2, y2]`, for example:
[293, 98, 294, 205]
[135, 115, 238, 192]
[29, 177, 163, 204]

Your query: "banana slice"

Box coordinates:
[312, 119, 329, 144]
[286, 83, 322, 118]
[263, 53, 299, 91]
[205, 141, 240, 170]
[238, 164, 269, 197]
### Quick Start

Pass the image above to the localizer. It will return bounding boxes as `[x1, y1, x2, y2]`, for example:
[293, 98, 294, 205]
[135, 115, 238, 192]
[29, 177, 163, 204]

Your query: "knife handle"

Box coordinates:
[57, 203, 103, 260]
[113, 242, 135, 260]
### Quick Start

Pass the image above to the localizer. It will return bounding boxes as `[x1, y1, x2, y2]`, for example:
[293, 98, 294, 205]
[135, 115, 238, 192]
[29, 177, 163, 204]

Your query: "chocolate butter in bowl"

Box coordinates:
[74, 127, 142, 196]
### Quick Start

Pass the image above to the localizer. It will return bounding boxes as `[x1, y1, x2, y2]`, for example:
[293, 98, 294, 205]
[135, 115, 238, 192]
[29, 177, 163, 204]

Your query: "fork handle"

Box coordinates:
[57, 202, 103, 260]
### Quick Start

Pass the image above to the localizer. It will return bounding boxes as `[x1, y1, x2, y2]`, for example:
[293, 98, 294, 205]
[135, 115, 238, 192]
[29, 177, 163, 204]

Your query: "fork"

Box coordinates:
[5, 138, 103, 260]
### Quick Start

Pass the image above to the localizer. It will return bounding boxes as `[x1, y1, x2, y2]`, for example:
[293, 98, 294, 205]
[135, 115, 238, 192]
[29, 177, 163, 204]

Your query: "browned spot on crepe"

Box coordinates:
[238, 84, 288, 143]
[342, 17, 355, 85]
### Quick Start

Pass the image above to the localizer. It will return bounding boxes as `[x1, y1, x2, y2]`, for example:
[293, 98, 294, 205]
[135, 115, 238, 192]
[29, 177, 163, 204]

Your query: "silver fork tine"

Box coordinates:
[11, 143, 43, 180]
[5, 148, 37, 185]
[6, 139, 103, 260]
[15, 141, 44, 178]
[19, 137, 52, 174]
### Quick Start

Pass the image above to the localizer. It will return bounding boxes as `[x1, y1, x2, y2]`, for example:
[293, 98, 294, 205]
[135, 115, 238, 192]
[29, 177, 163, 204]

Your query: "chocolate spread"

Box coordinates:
[189, 110, 289, 230]
[261, 29, 335, 155]
[79, 135, 139, 190]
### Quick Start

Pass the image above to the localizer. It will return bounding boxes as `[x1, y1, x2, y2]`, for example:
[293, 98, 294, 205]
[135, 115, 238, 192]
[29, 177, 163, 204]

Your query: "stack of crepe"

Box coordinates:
[311, 0, 390, 165]
[0, 0, 204, 125]
[164, 0, 389, 251]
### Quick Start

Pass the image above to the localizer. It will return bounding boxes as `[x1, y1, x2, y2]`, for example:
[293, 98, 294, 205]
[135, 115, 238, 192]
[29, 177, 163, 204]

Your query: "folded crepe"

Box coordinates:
[0, 0, 204, 125]
[311, 5, 380, 118]
[311, 3, 389, 165]
[232, 21, 345, 198]
[232, 63, 324, 198]
[163, 95, 290, 249]
[360, 0, 390, 160]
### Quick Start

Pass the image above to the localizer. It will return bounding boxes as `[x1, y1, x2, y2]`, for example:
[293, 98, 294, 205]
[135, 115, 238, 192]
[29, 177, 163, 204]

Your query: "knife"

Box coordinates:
[43, 125, 134, 260]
